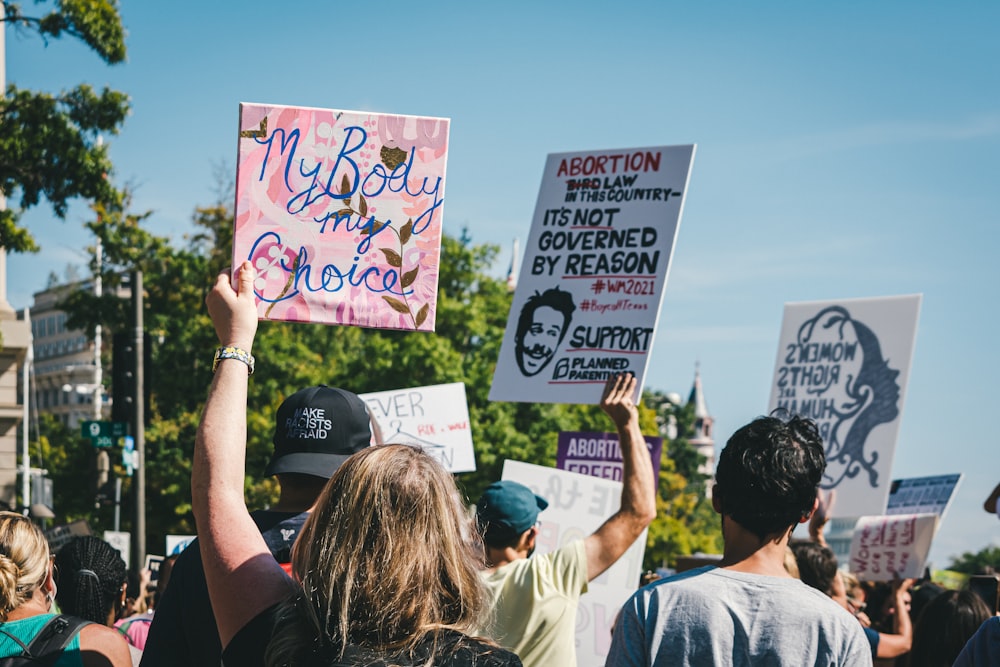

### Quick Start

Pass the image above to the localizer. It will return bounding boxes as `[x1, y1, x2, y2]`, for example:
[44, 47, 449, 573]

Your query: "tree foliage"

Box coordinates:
[52, 190, 721, 563]
[0, 0, 129, 251]
[948, 545, 1000, 575]
[642, 390, 723, 569]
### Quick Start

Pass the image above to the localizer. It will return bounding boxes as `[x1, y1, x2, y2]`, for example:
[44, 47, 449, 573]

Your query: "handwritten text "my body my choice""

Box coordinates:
[250, 123, 443, 301]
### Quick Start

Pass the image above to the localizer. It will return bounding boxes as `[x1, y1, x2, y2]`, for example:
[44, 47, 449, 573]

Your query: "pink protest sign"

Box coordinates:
[848, 513, 938, 582]
[233, 103, 449, 330]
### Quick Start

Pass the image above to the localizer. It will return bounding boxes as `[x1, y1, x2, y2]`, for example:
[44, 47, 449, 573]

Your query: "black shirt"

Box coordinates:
[222, 605, 522, 667]
[139, 510, 308, 667]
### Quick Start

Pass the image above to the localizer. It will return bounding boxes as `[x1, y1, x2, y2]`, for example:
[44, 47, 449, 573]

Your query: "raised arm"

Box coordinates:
[193, 262, 294, 648]
[875, 578, 914, 658]
[584, 372, 657, 581]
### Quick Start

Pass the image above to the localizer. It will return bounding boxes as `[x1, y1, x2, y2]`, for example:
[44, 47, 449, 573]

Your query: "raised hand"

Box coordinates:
[601, 372, 638, 429]
[206, 260, 259, 351]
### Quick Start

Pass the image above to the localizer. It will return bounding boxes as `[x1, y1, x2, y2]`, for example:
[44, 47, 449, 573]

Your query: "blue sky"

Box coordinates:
[8, 1, 998, 566]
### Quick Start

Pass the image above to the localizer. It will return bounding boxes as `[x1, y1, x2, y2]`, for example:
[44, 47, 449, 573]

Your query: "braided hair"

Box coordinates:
[54, 536, 128, 624]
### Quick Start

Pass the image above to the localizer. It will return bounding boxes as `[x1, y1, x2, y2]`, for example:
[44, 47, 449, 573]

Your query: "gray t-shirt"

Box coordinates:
[606, 566, 872, 666]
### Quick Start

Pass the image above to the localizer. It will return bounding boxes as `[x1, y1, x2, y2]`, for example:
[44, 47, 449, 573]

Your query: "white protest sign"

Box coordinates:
[886, 474, 962, 518]
[490, 145, 695, 404]
[360, 382, 475, 473]
[165, 534, 196, 556]
[848, 513, 938, 582]
[502, 460, 647, 667]
[103, 530, 130, 570]
[766, 295, 921, 518]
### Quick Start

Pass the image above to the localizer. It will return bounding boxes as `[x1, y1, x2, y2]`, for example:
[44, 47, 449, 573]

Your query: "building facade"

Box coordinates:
[0, 251, 31, 508]
[28, 283, 105, 429]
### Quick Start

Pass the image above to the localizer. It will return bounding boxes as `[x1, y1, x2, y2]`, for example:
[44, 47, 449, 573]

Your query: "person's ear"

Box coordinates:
[117, 584, 128, 616]
[519, 526, 537, 552]
[800, 496, 820, 524]
[42, 559, 58, 609]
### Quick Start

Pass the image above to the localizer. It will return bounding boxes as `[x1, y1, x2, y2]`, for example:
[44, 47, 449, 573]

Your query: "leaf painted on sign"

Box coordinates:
[382, 296, 411, 314]
[341, 174, 352, 196]
[359, 196, 368, 218]
[380, 248, 402, 267]
[415, 304, 429, 327]
[400, 219, 413, 245]
[381, 145, 407, 170]
[401, 267, 419, 288]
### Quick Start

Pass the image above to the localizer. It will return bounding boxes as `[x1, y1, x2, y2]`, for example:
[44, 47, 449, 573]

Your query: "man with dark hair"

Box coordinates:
[476, 372, 655, 667]
[141, 385, 372, 667]
[513, 286, 575, 376]
[607, 415, 871, 666]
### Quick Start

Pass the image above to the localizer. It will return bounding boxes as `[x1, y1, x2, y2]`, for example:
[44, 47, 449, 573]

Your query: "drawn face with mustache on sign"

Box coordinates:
[796, 306, 901, 491]
[514, 287, 576, 377]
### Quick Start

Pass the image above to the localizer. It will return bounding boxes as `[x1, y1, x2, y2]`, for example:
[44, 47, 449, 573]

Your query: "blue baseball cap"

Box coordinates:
[476, 481, 549, 539]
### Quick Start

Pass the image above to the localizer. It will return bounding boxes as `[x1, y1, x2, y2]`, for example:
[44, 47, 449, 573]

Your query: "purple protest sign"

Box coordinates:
[556, 430, 662, 483]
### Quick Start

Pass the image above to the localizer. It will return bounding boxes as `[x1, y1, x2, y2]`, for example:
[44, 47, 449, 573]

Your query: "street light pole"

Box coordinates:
[132, 270, 145, 574]
[93, 239, 102, 419]
[21, 307, 31, 514]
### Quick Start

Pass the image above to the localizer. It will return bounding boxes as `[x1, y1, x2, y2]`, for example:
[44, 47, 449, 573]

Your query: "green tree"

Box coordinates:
[641, 390, 723, 569]
[28, 414, 97, 521]
[55, 190, 719, 564]
[0, 0, 129, 251]
[948, 546, 1000, 575]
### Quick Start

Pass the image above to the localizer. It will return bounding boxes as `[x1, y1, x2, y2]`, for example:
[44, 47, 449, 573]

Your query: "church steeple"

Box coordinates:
[686, 362, 716, 496]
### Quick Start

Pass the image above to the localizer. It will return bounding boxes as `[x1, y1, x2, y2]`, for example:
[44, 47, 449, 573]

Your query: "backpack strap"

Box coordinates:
[22, 615, 91, 665]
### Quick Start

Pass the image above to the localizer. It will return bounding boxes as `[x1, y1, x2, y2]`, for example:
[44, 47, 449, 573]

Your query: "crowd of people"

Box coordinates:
[0, 260, 996, 665]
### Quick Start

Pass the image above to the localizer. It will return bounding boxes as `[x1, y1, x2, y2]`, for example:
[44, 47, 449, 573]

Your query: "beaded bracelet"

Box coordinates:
[212, 346, 255, 375]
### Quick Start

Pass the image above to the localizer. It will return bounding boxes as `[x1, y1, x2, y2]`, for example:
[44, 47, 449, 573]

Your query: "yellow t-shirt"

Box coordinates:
[481, 540, 589, 667]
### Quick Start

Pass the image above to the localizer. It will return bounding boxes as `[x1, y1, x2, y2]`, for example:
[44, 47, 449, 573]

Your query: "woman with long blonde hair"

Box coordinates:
[194, 262, 519, 666]
[0, 512, 131, 665]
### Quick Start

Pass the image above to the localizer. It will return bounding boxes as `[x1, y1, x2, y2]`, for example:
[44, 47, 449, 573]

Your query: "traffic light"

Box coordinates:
[112, 332, 152, 425]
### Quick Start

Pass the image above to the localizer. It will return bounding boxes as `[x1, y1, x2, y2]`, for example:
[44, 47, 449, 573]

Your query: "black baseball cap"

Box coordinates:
[265, 385, 372, 479]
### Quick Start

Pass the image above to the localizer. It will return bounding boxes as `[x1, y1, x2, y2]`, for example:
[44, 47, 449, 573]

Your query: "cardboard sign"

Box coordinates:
[234, 103, 449, 331]
[848, 513, 938, 582]
[490, 145, 695, 404]
[556, 430, 662, 483]
[43, 520, 91, 554]
[359, 382, 475, 473]
[766, 295, 921, 518]
[886, 474, 962, 518]
[502, 460, 647, 667]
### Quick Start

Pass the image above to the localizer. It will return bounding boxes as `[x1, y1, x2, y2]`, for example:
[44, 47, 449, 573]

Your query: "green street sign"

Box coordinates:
[80, 421, 128, 439]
